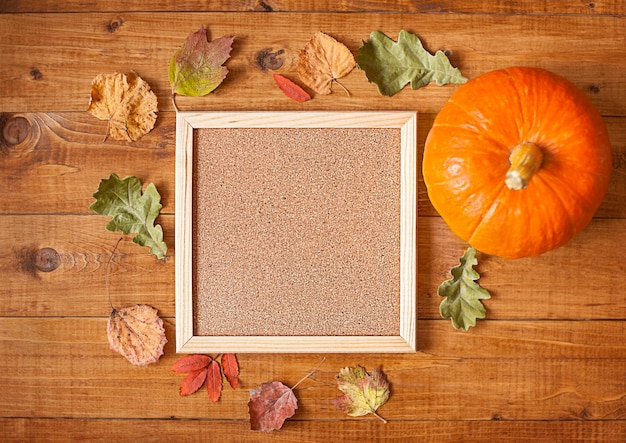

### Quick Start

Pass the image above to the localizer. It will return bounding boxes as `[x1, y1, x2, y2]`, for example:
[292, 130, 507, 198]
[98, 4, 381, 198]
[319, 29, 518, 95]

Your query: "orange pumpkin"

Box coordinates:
[423, 67, 612, 259]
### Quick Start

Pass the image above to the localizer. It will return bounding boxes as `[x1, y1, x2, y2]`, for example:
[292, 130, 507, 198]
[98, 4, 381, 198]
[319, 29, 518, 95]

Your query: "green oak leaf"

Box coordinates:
[90, 173, 167, 259]
[357, 29, 467, 96]
[168, 26, 234, 108]
[438, 247, 491, 331]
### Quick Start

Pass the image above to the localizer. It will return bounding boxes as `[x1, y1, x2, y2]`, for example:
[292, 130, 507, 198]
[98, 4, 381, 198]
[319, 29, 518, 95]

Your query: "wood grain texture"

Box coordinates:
[2, 215, 625, 319]
[1, 112, 624, 218]
[2, 3, 626, 441]
[0, 0, 622, 15]
[1, 318, 625, 421]
[0, 13, 624, 114]
[2, 419, 625, 443]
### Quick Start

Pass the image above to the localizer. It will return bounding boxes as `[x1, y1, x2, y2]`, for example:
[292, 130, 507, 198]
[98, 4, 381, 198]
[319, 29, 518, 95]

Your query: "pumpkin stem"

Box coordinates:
[505, 141, 544, 190]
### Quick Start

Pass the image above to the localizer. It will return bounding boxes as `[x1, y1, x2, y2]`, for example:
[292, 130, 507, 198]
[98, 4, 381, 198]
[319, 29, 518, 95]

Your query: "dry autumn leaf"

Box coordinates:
[249, 381, 298, 432]
[297, 31, 356, 95]
[248, 358, 325, 432]
[273, 74, 311, 102]
[333, 365, 390, 423]
[206, 359, 223, 403]
[180, 369, 208, 396]
[221, 353, 240, 389]
[172, 354, 239, 401]
[107, 304, 167, 366]
[168, 26, 234, 110]
[87, 72, 158, 142]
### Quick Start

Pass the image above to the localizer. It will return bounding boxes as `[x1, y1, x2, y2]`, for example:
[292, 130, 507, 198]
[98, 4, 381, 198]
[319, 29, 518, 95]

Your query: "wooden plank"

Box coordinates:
[1, 418, 625, 443]
[2, 214, 625, 319]
[1, 0, 623, 15]
[0, 318, 625, 420]
[1, 112, 624, 218]
[0, 113, 176, 215]
[0, 215, 175, 317]
[0, 13, 625, 114]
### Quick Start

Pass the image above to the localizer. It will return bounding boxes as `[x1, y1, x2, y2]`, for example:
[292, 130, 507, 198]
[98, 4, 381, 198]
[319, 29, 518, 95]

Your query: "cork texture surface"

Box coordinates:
[193, 127, 401, 336]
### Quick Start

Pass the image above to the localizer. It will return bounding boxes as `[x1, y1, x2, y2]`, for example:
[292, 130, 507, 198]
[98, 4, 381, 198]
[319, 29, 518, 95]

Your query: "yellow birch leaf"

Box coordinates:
[87, 72, 158, 142]
[296, 32, 356, 95]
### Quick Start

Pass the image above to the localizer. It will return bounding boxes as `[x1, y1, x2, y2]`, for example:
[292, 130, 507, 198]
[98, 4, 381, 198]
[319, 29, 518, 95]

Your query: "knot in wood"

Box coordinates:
[107, 17, 124, 33]
[36, 248, 61, 272]
[2, 115, 30, 146]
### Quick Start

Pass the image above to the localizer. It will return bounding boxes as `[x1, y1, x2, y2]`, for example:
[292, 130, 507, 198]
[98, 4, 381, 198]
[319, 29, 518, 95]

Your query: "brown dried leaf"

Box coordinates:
[87, 72, 158, 141]
[248, 381, 298, 432]
[297, 32, 356, 95]
[106, 304, 167, 366]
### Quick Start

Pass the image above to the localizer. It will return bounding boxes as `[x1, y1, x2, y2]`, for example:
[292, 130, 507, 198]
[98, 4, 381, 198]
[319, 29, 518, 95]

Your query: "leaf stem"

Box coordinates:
[332, 79, 351, 97]
[291, 357, 326, 390]
[105, 237, 123, 310]
[372, 410, 388, 424]
[171, 93, 180, 112]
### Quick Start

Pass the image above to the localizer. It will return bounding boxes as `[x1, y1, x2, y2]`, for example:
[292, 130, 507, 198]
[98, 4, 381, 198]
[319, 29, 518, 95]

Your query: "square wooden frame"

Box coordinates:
[175, 111, 416, 353]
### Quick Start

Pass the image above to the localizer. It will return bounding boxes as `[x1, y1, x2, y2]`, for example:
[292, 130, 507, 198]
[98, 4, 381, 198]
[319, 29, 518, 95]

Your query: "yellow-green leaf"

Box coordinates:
[169, 26, 234, 100]
[333, 365, 390, 423]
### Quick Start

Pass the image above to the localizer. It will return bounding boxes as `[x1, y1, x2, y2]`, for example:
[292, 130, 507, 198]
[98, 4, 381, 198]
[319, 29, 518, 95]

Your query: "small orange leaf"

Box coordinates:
[171, 354, 212, 374]
[273, 74, 311, 102]
[221, 353, 239, 389]
[206, 359, 223, 403]
[180, 368, 208, 396]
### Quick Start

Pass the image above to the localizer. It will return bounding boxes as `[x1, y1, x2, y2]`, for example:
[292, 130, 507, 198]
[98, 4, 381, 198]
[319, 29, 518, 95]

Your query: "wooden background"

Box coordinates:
[1, 1, 625, 441]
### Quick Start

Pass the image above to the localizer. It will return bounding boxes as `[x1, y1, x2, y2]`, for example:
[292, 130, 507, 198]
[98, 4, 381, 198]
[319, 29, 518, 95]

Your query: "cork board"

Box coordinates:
[175, 111, 416, 353]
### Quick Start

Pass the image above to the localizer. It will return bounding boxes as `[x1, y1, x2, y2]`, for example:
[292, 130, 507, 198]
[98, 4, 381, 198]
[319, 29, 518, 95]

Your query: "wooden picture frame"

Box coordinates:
[175, 111, 417, 353]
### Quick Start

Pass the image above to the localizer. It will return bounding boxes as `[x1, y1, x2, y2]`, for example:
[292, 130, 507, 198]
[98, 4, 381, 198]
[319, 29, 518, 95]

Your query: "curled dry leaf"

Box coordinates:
[297, 31, 355, 95]
[107, 304, 167, 366]
[249, 381, 298, 433]
[87, 72, 158, 141]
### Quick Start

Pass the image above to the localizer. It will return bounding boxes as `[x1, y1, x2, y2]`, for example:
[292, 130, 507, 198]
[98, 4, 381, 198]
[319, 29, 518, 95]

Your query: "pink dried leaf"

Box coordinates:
[248, 381, 298, 432]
